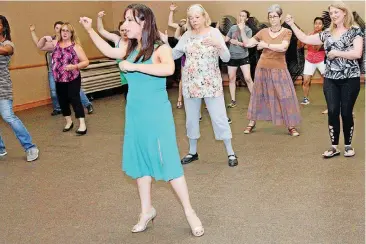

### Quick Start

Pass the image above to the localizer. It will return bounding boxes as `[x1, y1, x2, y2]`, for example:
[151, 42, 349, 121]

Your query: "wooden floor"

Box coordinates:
[1, 84, 365, 244]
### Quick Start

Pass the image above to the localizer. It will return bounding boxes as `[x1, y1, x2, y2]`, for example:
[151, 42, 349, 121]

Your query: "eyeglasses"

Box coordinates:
[268, 16, 279, 20]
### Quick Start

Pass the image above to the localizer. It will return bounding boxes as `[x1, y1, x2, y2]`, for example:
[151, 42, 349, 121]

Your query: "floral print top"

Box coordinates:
[172, 27, 230, 98]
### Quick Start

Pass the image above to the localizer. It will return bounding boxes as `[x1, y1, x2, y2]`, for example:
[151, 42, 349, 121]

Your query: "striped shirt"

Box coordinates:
[0, 40, 15, 100]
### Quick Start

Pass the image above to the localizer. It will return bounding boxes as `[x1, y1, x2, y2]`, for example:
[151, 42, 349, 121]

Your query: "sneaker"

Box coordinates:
[300, 97, 310, 105]
[227, 100, 237, 108]
[51, 110, 62, 116]
[228, 118, 232, 124]
[199, 117, 202, 122]
[86, 104, 94, 114]
[0, 149, 7, 157]
[288, 127, 300, 137]
[26, 147, 39, 162]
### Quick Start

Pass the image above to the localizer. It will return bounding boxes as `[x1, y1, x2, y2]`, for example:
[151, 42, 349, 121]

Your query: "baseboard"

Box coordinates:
[13, 98, 51, 112]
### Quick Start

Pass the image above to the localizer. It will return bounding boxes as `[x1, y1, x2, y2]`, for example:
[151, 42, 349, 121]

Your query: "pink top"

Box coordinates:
[52, 42, 80, 82]
[305, 31, 325, 64]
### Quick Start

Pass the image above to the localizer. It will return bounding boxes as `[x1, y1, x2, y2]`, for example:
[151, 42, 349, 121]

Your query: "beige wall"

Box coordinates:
[2, 1, 365, 107]
[1, 1, 115, 105]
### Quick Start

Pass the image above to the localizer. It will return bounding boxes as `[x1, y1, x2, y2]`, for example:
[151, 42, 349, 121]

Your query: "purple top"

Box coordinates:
[181, 55, 186, 67]
[52, 42, 80, 82]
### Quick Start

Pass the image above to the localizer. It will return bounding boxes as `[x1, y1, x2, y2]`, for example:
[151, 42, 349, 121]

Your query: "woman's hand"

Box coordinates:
[257, 41, 267, 50]
[98, 11, 106, 18]
[64, 64, 78, 71]
[230, 38, 239, 46]
[79, 17, 93, 32]
[170, 3, 177, 11]
[285, 14, 295, 26]
[119, 60, 136, 72]
[202, 35, 220, 49]
[29, 24, 36, 32]
[327, 50, 339, 60]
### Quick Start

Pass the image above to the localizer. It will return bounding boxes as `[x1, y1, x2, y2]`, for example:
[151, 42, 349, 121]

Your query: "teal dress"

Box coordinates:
[122, 47, 184, 181]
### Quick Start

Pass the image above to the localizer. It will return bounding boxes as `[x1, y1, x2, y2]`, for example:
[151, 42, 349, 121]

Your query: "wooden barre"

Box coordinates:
[9, 56, 107, 71]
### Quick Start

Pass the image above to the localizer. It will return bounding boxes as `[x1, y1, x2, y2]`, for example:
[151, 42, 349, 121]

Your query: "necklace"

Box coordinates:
[270, 27, 282, 33]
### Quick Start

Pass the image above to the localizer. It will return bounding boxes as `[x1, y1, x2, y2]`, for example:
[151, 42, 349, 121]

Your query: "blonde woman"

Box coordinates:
[172, 4, 238, 167]
[37, 23, 89, 135]
[286, 2, 364, 158]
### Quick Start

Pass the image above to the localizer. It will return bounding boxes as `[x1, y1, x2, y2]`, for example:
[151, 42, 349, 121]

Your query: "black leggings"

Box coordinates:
[56, 76, 85, 119]
[323, 77, 360, 145]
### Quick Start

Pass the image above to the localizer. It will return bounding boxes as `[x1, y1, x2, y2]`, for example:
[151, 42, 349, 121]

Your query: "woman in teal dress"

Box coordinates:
[79, 3, 204, 237]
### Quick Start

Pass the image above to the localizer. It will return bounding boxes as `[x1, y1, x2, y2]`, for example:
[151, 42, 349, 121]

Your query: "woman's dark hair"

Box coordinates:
[241, 10, 250, 18]
[313, 17, 324, 24]
[0, 15, 11, 41]
[123, 4, 163, 62]
[118, 20, 125, 30]
[53, 21, 64, 29]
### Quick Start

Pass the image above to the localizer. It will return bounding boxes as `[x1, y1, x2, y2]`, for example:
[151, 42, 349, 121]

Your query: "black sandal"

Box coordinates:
[322, 147, 341, 158]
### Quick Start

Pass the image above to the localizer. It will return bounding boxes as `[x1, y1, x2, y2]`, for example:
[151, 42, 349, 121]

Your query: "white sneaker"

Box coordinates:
[26, 147, 39, 162]
[300, 97, 310, 105]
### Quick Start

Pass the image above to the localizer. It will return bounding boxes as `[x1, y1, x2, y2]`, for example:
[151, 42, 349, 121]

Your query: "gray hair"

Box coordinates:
[268, 4, 283, 17]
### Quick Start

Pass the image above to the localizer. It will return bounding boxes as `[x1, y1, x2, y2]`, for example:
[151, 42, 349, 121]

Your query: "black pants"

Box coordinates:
[323, 77, 360, 145]
[56, 76, 85, 119]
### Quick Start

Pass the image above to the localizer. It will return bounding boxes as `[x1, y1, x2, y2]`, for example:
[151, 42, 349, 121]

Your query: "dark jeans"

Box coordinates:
[56, 76, 85, 119]
[323, 77, 360, 145]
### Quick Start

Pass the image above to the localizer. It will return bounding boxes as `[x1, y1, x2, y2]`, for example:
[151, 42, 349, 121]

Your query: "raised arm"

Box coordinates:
[174, 27, 182, 40]
[0, 42, 13, 55]
[285, 14, 323, 45]
[97, 11, 120, 44]
[120, 44, 175, 76]
[37, 36, 56, 52]
[80, 17, 125, 60]
[29, 24, 40, 46]
[168, 3, 179, 29]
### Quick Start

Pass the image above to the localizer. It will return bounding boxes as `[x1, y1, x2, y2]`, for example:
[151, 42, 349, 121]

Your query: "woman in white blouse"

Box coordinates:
[170, 4, 238, 167]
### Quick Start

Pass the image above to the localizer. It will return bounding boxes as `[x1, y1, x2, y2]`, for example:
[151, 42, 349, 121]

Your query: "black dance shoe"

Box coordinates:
[62, 123, 74, 132]
[228, 155, 238, 167]
[181, 153, 199, 165]
[76, 128, 87, 136]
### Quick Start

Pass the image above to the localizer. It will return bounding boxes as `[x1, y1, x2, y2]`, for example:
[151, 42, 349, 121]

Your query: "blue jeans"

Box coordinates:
[0, 100, 36, 151]
[48, 71, 91, 111]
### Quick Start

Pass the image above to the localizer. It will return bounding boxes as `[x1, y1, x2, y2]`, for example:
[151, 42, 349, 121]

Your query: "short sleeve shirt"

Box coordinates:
[319, 27, 364, 79]
[0, 40, 15, 100]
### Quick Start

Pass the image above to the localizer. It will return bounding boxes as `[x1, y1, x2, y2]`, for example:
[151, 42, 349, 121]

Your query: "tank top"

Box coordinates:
[52, 42, 80, 82]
